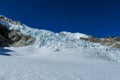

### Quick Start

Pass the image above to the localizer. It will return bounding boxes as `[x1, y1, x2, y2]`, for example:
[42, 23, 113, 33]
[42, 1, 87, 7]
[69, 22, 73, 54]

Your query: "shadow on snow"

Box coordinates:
[0, 47, 14, 56]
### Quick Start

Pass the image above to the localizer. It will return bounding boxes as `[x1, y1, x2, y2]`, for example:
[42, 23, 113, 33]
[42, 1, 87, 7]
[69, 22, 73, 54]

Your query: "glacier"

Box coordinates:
[0, 15, 120, 62]
[0, 15, 120, 80]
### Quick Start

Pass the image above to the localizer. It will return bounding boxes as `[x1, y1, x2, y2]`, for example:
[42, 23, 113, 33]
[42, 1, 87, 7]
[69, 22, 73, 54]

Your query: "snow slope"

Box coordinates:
[0, 46, 120, 80]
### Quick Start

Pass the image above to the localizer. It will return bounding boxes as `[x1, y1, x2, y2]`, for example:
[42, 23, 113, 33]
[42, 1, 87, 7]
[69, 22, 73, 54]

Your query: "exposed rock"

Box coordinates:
[114, 36, 120, 41]
[0, 24, 35, 47]
[80, 36, 120, 50]
[0, 15, 20, 25]
[13, 35, 36, 47]
[8, 30, 22, 42]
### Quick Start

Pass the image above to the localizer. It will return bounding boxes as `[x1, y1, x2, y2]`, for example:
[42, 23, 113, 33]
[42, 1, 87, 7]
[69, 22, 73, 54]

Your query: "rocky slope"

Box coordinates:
[80, 36, 120, 50]
[0, 17, 35, 47]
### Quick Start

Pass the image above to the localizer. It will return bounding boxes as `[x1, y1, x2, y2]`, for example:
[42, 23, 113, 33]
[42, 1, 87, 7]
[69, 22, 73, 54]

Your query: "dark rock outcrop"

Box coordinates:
[0, 24, 12, 46]
[0, 24, 35, 47]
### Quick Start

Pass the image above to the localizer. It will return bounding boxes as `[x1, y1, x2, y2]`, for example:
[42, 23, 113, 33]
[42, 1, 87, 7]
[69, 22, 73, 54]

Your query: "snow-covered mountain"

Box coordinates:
[0, 15, 89, 49]
[1, 15, 120, 80]
[0, 15, 120, 62]
[0, 16, 116, 48]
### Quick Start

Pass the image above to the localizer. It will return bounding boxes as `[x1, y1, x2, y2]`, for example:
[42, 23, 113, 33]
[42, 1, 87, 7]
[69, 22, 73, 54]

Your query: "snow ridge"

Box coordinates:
[0, 16, 89, 49]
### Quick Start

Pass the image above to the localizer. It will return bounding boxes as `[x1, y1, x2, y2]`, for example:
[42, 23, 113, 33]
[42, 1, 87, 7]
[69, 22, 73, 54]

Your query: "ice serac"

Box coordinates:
[0, 15, 90, 49]
[0, 15, 120, 62]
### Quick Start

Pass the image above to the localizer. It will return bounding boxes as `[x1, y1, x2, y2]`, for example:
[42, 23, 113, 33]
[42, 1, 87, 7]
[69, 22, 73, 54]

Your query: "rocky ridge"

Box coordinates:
[80, 36, 120, 50]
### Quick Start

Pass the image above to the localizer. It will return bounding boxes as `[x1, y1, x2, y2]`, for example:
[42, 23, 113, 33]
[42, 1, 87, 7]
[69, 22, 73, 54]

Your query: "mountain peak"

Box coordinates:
[0, 15, 21, 26]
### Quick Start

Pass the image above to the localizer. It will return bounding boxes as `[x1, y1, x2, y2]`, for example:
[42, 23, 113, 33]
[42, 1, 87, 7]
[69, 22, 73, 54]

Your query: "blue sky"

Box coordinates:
[0, 0, 120, 37]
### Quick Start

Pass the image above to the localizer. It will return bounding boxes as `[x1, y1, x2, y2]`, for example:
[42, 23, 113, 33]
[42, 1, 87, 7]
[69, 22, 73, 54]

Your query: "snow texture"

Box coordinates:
[0, 46, 120, 80]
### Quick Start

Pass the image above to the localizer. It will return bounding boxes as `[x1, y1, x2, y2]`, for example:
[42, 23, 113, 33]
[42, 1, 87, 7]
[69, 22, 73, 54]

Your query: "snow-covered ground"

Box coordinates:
[0, 46, 120, 80]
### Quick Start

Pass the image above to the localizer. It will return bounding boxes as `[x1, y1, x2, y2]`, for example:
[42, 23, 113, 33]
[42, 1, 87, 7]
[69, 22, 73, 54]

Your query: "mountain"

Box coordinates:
[0, 15, 118, 48]
[0, 15, 120, 61]
[0, 15, 89, 49]
[0, 15, 120, 80]
[80, 36, 120, 50]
